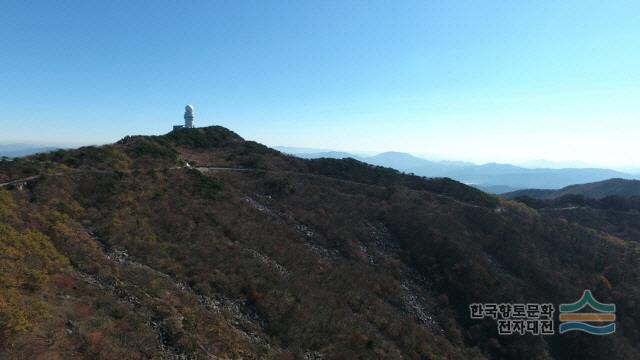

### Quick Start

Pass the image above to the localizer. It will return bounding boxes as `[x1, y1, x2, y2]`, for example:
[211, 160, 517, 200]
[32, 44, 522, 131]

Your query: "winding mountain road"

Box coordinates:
[0, 175, 41, 188]
[0, 165, 255, 188]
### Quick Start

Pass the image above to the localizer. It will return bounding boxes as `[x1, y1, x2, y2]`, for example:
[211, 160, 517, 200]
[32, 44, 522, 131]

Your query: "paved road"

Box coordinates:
[194, 166, 255, 172]
[0, 165, 255, 188]
[0, 175, 41, 188]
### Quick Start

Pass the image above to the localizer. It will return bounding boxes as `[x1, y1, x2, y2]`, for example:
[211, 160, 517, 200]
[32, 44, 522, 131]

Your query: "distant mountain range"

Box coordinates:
[504, 178, 640, 199]
[275, 147, 638, 193]
[516, 159, 595, 169]
[0, 144, 61, 158]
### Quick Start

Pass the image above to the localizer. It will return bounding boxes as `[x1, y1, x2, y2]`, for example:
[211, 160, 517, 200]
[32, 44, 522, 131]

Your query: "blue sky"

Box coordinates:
[1, 1, 639, 166]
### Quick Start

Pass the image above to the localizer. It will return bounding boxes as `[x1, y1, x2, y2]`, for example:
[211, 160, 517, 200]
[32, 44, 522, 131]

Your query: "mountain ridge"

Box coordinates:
[1, 126, 639, 359]
[504, 178, 640, 199]
[280, 148, 636, 192]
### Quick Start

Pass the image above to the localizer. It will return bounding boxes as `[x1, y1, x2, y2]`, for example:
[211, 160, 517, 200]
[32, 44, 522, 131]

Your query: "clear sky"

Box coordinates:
[1, 1, 639, 166]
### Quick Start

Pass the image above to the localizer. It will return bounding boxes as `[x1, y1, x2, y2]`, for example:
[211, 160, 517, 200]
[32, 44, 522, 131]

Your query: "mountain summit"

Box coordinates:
[1, 126, 639, 359]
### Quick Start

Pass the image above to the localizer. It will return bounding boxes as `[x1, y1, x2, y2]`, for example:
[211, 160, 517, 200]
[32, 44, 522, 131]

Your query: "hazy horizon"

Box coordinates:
[3, 140, 640, 173]
[2, 1, 639, 167]
[271, 145, 640, 172]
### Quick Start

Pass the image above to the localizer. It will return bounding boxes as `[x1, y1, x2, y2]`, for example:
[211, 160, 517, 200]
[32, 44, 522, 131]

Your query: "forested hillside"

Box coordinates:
[1, 127, 639, 359]
[505, 178, 640, 199]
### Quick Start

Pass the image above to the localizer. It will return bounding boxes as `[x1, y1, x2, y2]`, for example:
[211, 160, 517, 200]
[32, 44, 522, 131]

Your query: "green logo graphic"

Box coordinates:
[559, 290, 616, 335]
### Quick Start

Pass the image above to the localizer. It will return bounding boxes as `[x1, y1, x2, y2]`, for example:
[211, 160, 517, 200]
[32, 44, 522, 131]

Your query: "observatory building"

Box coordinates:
[173, 105, 196, 130]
